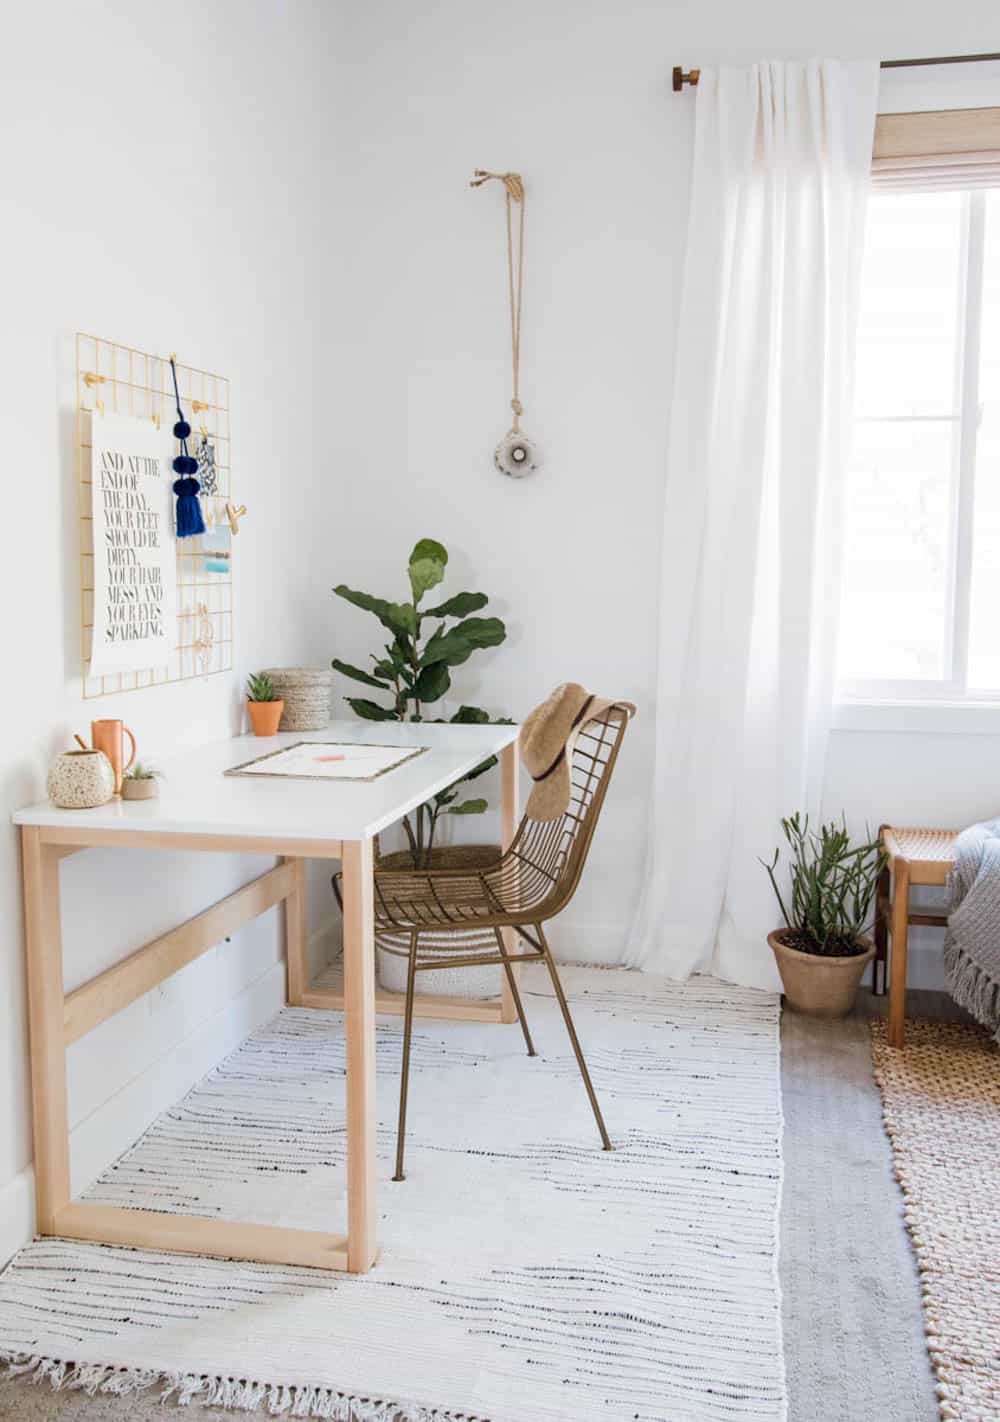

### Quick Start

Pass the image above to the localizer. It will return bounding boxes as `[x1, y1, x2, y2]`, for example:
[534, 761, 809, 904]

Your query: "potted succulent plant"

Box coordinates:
[121, 761, 161, 801]
[332, 537, 508, 870]
[762, 813, 884, 1018]
[246, 672, 285, 737]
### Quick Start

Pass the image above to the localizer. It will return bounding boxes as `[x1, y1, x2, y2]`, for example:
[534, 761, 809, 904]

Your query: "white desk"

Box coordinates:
[14, 720, 520, 1275]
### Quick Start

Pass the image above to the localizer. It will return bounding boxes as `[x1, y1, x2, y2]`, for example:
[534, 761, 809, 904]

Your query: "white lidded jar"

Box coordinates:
[46, 749, 116, 809]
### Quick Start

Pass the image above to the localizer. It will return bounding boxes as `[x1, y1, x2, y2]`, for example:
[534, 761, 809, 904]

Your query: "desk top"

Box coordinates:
[14, 721, 519, 845]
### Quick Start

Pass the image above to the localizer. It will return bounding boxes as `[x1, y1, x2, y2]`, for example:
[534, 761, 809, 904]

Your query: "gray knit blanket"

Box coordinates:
[944, 817, 1000, 1045]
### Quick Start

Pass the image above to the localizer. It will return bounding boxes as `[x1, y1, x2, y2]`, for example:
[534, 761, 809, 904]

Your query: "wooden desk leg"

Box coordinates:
[342, 838, 377, 1273]
[282, 856, 308, 1006]
[22, 828, 71, 1232]
[499, 741, 520, 1025]
[888, 859, 910, 1048]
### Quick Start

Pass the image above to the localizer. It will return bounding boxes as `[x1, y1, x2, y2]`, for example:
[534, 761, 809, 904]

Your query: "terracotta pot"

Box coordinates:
[121, 777, 158, 801]
[768, 929, 874, 1019]
[247, 699, 284, 736]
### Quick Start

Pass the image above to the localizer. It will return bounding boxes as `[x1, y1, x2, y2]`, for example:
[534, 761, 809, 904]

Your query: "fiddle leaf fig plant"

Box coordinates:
[333, 539, 509, 866]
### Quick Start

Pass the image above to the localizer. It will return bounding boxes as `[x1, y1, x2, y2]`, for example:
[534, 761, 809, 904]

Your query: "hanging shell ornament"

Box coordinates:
[494, 416, 540, 480]
[472, 168, 541, 479]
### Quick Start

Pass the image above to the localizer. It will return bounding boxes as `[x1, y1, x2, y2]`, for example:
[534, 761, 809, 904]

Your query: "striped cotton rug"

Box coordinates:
[0, 966, 785, 1422]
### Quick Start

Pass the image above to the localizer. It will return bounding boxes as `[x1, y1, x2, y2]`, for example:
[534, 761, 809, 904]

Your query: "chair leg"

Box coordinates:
[873, 853, 890, 996]
[493, 930, 536, 1057]
[393, 933, 419, 1182]
[537, 926, 612, 1151]
[887, 861, 910, 1050]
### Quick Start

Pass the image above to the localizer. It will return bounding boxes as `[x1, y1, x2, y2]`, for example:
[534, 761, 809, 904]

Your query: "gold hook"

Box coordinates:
[225, 501, 247, 535]
[191, 399, 210, 414]
[83, 372, 106, 388]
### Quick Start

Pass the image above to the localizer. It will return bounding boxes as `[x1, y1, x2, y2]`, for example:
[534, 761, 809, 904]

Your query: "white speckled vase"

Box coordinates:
[46, 749, 116, 809]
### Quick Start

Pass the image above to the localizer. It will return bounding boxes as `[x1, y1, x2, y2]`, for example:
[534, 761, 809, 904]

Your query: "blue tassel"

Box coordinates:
[168, 359, 207, 538]
[173, 476, 206, 537]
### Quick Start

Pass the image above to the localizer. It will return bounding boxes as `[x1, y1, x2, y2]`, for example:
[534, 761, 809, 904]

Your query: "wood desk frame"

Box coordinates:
[20, 742, 519, 1275]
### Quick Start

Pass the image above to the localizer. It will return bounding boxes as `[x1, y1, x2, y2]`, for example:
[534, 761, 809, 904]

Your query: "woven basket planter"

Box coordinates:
[353, 844, 505, 1001]
[262, 667, 332, 731]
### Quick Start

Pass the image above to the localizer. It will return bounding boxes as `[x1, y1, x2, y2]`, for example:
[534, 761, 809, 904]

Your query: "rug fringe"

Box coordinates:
[0, 1351, 482, 1420]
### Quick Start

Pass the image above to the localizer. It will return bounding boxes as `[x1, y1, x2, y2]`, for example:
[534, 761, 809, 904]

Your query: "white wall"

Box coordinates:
[0, 0, 339, 1261]
[328, 0, 1000, 975]
[5, 0, 999, 1265]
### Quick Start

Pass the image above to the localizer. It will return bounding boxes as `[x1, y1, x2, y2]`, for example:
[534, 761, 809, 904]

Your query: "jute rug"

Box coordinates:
[871, 1019, 1000, 1422]
[0, 967, 785, 1422]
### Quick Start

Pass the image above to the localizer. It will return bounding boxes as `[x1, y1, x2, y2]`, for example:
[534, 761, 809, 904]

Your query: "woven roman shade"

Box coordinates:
[872, 107, 1000, 190]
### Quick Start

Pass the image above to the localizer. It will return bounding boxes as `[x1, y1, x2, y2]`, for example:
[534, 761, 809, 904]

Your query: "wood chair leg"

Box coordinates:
[888, 860, 910, 1049]
[493, 929, 536, 1056]
[873, 854, 890, 996]
[393, 933, 419, 1182]
[537, 926, 612, 1151]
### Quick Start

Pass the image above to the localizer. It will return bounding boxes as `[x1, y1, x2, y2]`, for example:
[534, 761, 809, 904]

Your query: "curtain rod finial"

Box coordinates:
[672, 66, 700, 91]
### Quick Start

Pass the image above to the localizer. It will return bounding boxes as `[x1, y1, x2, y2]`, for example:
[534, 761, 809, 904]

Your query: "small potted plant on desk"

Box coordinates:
[246, 671, 285, 737]
[121, 762, 161, 801]
[762, 813, 884, 1018]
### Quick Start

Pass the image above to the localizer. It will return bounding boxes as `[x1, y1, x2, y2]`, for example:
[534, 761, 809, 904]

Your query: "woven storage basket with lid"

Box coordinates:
[262, 667, 332, 731]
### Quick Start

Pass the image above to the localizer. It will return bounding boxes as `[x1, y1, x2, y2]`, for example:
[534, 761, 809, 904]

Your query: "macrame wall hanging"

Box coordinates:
[471, 168, 541, 479]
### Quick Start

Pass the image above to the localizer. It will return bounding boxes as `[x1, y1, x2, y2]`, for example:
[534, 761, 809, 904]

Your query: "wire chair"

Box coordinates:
[335, 701, 635, 1181]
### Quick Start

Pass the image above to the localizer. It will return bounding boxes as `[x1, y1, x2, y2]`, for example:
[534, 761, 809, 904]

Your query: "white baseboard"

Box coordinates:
[0, 1171, 34, 1273]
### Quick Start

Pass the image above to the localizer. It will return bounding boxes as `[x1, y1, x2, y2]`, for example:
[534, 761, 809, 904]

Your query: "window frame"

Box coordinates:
[837, 188, 992, 707]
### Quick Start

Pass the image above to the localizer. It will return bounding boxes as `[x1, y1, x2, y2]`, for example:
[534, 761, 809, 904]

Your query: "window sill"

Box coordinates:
[832, 699, 1000, 735]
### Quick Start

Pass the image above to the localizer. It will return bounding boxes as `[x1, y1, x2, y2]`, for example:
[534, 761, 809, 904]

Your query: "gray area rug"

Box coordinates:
[780, 1008, 937, 1422]
[0, 996, 939, 1422]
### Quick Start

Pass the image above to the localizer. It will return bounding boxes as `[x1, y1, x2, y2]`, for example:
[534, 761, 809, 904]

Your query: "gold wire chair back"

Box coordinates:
[372, 703, 634, 936]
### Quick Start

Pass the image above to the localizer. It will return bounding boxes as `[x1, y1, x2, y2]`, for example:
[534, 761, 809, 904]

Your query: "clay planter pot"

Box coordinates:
[768, 929, 874, 1019]
[247, 699, 284, 736]
[121, 777, 158, 801]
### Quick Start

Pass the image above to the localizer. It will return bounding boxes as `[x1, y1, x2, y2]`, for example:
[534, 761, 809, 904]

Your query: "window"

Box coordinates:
[837, 186, 1000, 701]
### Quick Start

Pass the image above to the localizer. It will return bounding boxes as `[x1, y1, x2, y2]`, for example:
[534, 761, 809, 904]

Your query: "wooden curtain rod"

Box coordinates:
[672, 52, 1000, 91]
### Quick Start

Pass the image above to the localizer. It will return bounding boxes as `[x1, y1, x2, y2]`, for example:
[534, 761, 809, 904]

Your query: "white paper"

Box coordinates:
[227, 742, 426, 781]
[89, 412, 178, 677]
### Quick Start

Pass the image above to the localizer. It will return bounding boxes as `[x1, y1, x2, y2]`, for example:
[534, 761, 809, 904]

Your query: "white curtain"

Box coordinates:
[628, 60, 879, 991]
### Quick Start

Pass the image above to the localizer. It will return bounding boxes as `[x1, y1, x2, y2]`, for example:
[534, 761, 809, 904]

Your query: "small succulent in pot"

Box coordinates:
[761, 813, 885, 1018]
[247, 672, 278, 703]
[121, 761, 161, 801]
[246, 671, 285, 737]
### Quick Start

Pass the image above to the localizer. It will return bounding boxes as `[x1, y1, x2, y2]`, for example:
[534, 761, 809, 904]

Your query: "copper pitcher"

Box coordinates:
[87, 719, 137, 796]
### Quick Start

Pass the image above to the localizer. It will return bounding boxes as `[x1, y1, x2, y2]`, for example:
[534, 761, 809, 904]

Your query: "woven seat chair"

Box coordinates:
[336, 701, 635, 1181]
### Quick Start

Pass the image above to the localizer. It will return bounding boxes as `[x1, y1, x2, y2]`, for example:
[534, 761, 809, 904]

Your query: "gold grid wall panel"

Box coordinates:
[76, 333, 233, 700]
